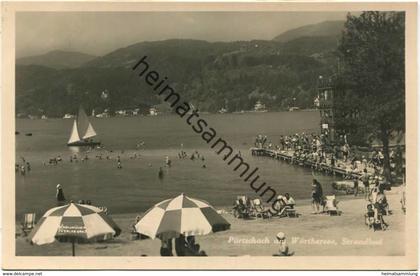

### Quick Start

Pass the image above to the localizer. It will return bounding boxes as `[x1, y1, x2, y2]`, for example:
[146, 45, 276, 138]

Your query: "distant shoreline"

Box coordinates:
[16, 109, 320, 120]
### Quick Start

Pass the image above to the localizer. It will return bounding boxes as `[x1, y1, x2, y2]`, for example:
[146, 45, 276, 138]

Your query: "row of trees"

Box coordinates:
[333, 11, 405, 182]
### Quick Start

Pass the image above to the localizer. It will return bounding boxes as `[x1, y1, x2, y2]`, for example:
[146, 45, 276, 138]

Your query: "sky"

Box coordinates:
[16, 12, 350, 58]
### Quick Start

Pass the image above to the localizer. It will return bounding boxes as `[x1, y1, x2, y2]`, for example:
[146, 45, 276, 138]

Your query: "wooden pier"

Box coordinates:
[250, 147, 363, 179]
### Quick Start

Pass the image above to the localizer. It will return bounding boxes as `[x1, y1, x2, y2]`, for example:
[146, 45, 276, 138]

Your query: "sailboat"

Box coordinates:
[67, 106, 101, 147]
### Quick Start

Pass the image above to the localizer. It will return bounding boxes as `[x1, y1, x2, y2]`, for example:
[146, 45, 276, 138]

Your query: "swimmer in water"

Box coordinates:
[158, 167, 164, 179]
[165, 156, 171, 167]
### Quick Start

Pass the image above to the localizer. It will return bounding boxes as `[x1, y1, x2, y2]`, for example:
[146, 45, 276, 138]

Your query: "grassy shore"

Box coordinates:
[16, 187, 405, 256]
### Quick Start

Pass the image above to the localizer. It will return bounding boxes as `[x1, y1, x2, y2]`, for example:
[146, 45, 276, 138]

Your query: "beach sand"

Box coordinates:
[15, 187, 405, 256]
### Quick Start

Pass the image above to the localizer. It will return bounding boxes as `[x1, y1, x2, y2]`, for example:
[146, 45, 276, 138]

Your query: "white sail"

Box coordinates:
[68, 106, 98, 145]
[68, 120, 81, 144]
[82, 122, 97, 139]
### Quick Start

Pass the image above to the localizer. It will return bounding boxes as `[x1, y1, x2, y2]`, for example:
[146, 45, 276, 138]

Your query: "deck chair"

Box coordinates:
[324, 195, 340, 216]
[274, 196, 297, 218]
[251, 198, 271, 219]
[21, 213, 36, 236]
[277, 206, 297, 218]
[284, 207, 297, 218]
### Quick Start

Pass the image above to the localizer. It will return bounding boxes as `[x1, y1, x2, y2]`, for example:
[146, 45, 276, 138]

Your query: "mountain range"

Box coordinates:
[16, 20, 345, 117]
[16, 50, 96, 69]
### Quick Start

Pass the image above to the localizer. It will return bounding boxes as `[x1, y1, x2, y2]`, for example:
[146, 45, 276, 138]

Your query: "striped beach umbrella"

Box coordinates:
[134, 193, 230, 240]
[28, 202, 121, 256]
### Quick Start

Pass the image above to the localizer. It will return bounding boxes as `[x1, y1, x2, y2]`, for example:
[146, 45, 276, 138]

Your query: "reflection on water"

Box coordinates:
[68, 146, 81, 154]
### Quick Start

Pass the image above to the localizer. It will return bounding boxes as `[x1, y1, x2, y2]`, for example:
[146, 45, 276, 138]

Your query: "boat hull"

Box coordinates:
[67, 141, 101, 147]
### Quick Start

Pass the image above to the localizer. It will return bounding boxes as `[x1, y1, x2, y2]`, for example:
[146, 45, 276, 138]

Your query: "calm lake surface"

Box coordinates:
[16, 111, 338, 219]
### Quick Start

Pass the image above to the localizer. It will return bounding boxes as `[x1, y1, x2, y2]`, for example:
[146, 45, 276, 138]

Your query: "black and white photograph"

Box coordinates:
[1, 1, 418, 271]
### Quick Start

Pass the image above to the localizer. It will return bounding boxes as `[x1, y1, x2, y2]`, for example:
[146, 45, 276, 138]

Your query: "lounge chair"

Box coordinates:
[284, 207, 297, 218]
[273, 196, 297, 218]
[251, 198, 271, 219]
[324, 195, 340, 216]
[21, 213, 36, 236]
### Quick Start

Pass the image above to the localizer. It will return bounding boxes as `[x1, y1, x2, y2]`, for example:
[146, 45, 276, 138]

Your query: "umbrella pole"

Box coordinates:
[72, 240, 75, 256]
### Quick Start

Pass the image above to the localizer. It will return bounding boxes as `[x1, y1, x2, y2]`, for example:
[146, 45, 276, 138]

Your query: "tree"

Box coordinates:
[336, 11, 405, 182]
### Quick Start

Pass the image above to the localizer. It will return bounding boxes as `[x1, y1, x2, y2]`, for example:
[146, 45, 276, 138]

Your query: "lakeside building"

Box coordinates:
[253, 101, 267, 112]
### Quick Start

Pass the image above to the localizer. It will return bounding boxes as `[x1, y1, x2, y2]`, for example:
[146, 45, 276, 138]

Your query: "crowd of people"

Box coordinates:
[254, 133, 405, 181]
[253, 132, 405, 233]
[15, 157, 31, 176]
[16, 141, 212, 182]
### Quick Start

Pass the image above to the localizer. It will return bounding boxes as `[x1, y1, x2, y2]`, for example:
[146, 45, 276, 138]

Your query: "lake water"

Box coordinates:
[15, 111, 338, 219]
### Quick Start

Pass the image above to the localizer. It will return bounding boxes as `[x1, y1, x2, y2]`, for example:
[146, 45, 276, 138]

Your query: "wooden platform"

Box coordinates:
[250, 147, 362, 179]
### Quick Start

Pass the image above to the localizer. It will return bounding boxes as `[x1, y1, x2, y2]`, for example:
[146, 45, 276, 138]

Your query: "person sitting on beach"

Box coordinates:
[275, 194, 296, 217]
[175, 235, 186, 256]
[273, 195, 286, 215]
[273, 232, 294, 256]
[160, 239, 173, 256]
[182, 236, 205, 256]
[284, 193, 295, 208]
[177, 236, 206, 256]
[233, 198, 250, 219]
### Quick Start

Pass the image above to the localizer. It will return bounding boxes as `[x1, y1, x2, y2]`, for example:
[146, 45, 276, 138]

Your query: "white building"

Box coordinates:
[149, 107, 158, 116]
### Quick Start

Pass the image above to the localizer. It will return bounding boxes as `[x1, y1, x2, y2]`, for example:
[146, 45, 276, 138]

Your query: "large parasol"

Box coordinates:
[28, 202, 121, 256]
[134, 193, 230, 240]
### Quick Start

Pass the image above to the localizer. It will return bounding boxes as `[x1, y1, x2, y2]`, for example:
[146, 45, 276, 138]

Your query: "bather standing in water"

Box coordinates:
[158, 167, 164, 181]
[56, 184, 66, 206]
[20, 165, 26, 176]
[165, 156, 171, 167]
